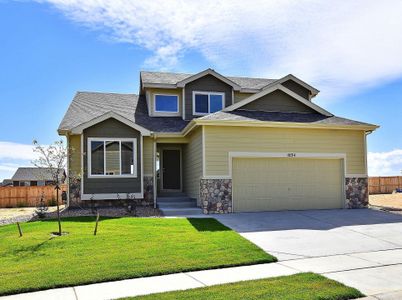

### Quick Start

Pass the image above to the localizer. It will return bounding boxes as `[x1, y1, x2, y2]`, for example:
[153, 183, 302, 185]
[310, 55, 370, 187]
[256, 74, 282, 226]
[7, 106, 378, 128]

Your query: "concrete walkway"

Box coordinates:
[3, 251, 402, 300]
[0, 263, 298, 300]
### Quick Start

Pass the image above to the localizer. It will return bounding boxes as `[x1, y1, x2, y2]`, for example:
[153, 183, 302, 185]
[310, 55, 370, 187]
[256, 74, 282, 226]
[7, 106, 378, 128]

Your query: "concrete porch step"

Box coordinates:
[158, 200, 197, 209]
[160, 207, 203, 216]
[157, 196, 193, 203]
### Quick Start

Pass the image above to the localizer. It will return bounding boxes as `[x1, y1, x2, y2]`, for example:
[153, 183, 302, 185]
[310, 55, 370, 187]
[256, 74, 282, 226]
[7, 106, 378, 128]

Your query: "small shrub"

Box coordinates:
[48, 198, 57, 206]
[35, 193, 48, 219]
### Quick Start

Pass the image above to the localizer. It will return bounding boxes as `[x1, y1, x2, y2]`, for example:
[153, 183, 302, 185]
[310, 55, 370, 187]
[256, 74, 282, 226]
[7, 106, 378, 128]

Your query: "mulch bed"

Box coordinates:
[0, 206, 163, 226]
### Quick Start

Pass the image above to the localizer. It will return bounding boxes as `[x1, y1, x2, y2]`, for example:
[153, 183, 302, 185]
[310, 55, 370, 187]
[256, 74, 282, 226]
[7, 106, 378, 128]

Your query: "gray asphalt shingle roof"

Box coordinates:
[59, 90, 375, 133]
[11, 168, 65, 181]
[140, 71, 276, 90]
[58, 92, 189, 133]
[198, 110, 375, 127]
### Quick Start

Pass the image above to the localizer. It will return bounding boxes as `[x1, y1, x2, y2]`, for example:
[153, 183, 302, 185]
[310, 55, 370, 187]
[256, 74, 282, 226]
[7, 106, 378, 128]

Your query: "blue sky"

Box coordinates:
[1, 0, 402, 180]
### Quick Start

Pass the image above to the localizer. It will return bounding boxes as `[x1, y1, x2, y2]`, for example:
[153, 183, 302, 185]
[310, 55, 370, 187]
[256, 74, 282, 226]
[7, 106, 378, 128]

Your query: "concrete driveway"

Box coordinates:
[214, 209, 402, 296]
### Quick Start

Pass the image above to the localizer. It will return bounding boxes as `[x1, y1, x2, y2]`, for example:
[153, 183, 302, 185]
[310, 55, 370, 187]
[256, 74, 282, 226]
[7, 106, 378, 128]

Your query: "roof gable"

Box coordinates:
[240, 90, 317, 114]
[70, 111, 151, 135]
[224, 84, 332, 116]
[176, 68, 241, 91]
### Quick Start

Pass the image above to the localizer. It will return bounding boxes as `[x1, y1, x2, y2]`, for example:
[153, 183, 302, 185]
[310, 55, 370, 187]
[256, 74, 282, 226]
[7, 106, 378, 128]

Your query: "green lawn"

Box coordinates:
[0, 217, 275, 296]
[128, 273, 364, 300]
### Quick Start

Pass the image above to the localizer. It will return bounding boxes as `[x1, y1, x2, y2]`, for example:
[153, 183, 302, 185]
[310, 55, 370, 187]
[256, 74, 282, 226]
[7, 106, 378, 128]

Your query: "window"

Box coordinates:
[193, 92, 224, 115]
[154, 94, 179, 113]
[88, 138, 137, 177]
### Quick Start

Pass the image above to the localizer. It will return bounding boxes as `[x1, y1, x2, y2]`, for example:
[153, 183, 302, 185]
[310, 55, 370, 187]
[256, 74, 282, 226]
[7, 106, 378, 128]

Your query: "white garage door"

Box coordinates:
[233, 157, 344, 212]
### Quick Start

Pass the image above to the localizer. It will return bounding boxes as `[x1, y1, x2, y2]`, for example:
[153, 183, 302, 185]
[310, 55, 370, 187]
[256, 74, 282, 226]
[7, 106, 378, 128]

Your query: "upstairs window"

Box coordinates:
[193, 92, 224, 115]
[88, 138, 137, 177]
[154, 94, 179, 113]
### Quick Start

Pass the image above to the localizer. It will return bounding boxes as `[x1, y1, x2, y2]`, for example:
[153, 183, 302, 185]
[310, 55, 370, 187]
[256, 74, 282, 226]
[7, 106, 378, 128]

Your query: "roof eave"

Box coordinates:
[193, 119, 379, 131]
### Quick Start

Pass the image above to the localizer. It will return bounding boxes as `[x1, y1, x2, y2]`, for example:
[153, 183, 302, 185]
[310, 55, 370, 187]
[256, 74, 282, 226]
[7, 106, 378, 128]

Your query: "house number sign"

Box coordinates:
[287, 153, 297, 157]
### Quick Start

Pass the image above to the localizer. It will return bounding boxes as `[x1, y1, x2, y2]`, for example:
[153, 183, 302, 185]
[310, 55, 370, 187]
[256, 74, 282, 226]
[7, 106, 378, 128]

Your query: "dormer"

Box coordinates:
[140, 69, 320, 120]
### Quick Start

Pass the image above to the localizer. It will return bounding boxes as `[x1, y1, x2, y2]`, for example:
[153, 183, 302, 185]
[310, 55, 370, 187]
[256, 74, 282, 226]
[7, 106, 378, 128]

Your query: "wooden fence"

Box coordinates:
[0, 185, 66, 208]
[369, 176, 402, 194]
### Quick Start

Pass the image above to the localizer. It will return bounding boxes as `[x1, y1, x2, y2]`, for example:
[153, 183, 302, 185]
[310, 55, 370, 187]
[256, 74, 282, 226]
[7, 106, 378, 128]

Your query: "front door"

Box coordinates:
[162, 149, 181, 190]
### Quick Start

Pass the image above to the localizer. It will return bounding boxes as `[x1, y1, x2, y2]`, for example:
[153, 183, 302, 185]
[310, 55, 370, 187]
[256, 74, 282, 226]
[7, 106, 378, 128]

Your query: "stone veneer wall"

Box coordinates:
[200, 179, 232, 214]
[345, 177, 368, 208]
[68, 176, 154, 208]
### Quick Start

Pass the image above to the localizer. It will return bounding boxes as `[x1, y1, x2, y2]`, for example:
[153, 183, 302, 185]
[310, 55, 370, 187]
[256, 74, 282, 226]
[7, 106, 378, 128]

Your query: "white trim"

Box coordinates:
[231, 89, 234, 105]
[202, 126, 206, 177]
[87, 137, 138, 178]
[153, 93, 180, 116]
[192, 91, 225, 116]
[177, 68, 241, 91]
[160, 146, 182, 191]
[71, 111, 151, 136]
[182, 87, 185, 120]
[202, 175, 231, 179]
[81, 193, 143, 200]
[263, 74, 319, 96]
[140, 135, 144, 197]
[80, 134, 84, 200]
[364, 132, 368, 176]
[223, 84, 332, 116]
[346, 174, 368, 178]
[152, 140, 157, 208]
[66, 133, 70, 207]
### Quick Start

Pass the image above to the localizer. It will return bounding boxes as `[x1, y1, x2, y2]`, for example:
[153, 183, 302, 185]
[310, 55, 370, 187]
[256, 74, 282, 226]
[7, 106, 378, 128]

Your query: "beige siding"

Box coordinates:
[234, 92, 254, 103]
[182, 127, 203, 204]
[240, 90, 315, 113]
[204, 126, 366, 175]
[68, 135, 81, 176]
[145, 88, 182, 117]
[143, 137, 153, 175]
[233, 158, 343, 212]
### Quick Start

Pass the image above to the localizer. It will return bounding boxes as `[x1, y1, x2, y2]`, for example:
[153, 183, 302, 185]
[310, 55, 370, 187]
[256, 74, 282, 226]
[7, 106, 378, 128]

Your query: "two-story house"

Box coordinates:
[58, 68, 378, 214]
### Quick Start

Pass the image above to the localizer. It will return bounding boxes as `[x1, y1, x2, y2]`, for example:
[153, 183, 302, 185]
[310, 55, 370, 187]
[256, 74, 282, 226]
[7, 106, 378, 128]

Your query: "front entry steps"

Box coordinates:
[157, 195, 203, 216]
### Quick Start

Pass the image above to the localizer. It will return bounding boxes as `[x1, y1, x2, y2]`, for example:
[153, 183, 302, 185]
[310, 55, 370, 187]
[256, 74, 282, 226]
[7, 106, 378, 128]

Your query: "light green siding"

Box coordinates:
[182, 127, 203, 204]
[68, 135, 81, 176]
[234, 92, 254, 103]
[204, 126, 366, 176]
[143, 137, 153, 175]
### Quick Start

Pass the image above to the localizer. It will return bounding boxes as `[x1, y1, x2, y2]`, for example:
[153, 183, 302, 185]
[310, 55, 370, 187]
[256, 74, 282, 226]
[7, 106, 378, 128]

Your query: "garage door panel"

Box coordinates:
[233, 158, 343, 212]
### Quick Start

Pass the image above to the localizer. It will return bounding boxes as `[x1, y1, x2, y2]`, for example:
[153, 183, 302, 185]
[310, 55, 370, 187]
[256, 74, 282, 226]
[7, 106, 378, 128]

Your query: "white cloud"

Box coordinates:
[0, 141, 37, 160]
[368, 150, 402, 176]
[0, 141, 39, 181]
[34, 0, 402, 98]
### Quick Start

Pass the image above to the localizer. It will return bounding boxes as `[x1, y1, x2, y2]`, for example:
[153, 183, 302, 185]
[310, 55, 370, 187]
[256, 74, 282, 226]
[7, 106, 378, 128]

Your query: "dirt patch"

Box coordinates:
[369, 193, 402, 210]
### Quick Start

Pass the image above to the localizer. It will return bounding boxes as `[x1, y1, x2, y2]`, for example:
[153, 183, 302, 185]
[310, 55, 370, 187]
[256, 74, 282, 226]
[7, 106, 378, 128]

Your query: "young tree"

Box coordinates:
[32, 140, 67, 236]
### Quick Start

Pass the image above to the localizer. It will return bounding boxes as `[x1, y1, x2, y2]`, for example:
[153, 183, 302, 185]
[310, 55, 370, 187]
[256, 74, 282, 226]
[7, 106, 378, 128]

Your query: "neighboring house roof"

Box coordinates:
[1, 179, 12, 186]
[11, 168, 65, 182]
[58, 92, 189, 134]
[141, 70, 276, 91]
[197, 110, 376, 128]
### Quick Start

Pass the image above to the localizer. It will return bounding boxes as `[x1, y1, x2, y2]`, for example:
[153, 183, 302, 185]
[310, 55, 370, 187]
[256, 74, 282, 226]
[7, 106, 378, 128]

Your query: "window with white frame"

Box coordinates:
[88, 138, 137, 177]
[154, 94, 179, 113]
[193, 91, 224, 115]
